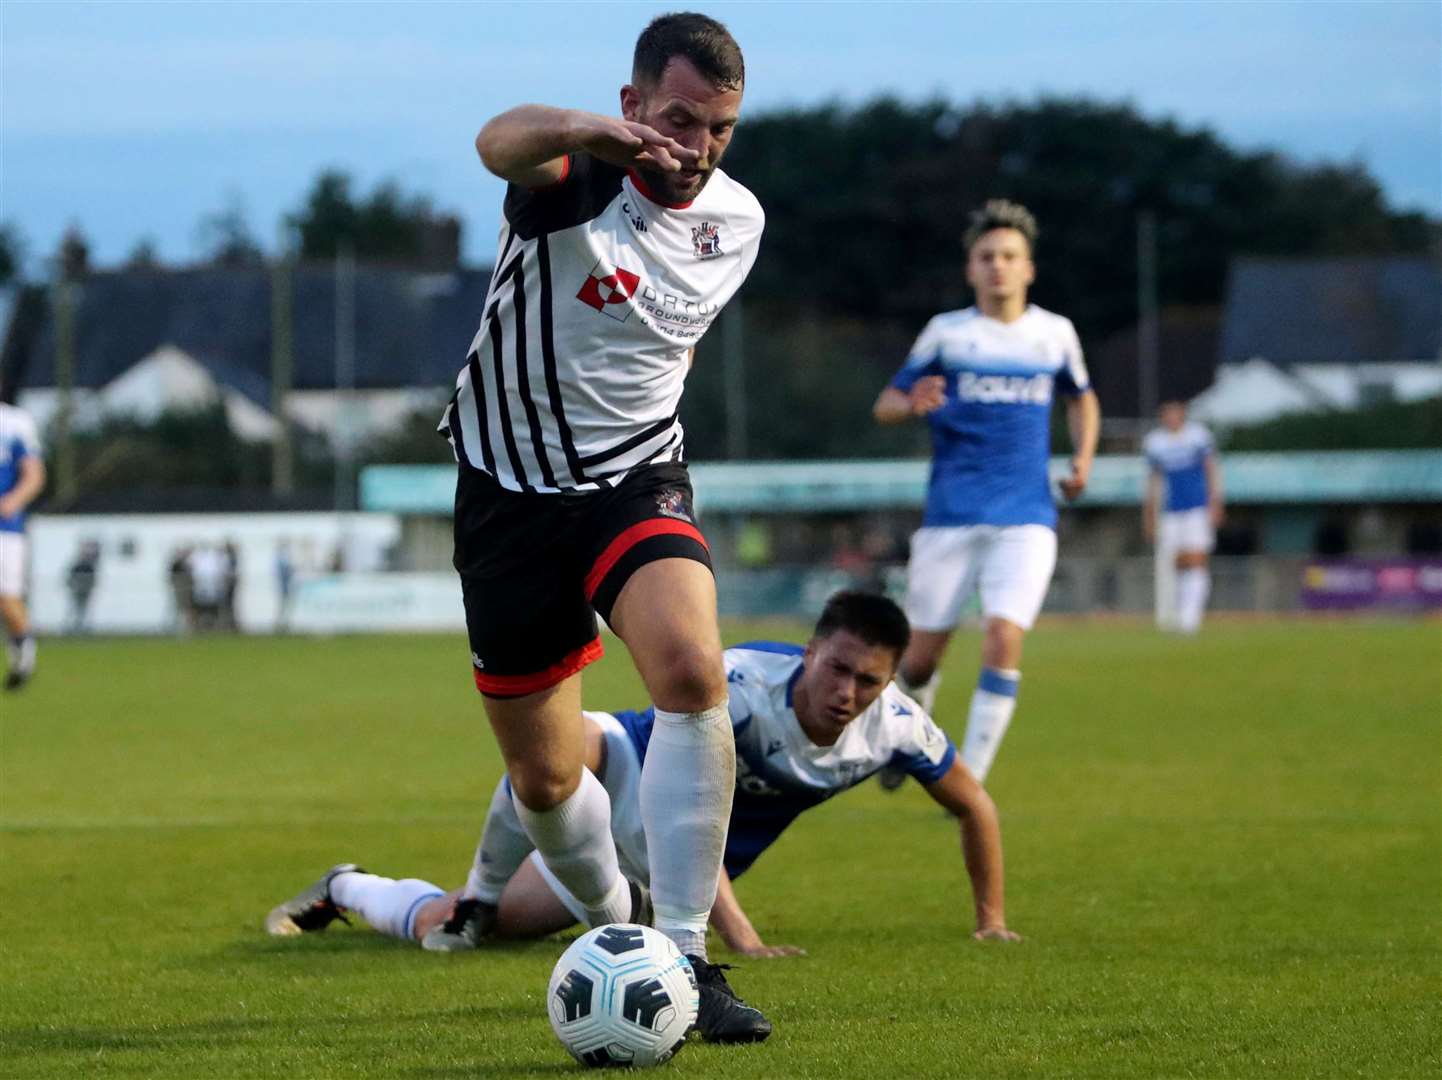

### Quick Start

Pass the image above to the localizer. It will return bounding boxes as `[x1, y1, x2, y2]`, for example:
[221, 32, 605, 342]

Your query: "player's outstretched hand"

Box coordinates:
[972, 926, 1022, 943]
[574, 114, 699, 173]
[733, 942, 807, 959]
[909, 376, 947, 415]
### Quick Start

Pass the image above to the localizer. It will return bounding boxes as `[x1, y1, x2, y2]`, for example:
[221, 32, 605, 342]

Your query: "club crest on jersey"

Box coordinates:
[691, 221, 723, 260]
[655, 488, 692, 522]
[577, 259, 640, 321]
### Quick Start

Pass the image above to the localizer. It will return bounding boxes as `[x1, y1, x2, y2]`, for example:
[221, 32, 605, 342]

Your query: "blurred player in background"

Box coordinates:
[872, 200, 1100, 784]
[432, 13, 767, 1042]
[1143, 400, 1224, 633]
[267, 592, 1019, 965]
[0, 400, 46, 691]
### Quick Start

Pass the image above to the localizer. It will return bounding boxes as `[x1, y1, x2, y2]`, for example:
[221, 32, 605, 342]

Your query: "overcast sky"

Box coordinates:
[3, 0, 1438, 272]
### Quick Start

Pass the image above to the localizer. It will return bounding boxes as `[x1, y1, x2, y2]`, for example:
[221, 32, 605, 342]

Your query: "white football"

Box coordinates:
[547, 923, 699, 1068]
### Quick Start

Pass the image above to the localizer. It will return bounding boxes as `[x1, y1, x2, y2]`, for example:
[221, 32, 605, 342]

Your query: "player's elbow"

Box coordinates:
[475, 120, 516, 177]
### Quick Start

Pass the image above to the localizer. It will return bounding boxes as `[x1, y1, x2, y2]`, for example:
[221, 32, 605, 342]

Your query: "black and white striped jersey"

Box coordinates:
[440, 152, 765, 492]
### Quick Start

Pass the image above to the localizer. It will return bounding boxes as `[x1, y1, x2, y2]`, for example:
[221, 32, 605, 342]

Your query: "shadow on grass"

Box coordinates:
[193, 930, 577, 967]
[3, 1003, 543, 1059]
[405, 1034, 772, 1078]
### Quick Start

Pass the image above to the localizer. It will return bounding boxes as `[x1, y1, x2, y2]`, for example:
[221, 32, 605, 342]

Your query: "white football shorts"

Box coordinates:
[905, 524, 1058, 632]
[1159, 507, 1215, 554]
[0, 532, 27, 599]
[529, 709, 649, 923]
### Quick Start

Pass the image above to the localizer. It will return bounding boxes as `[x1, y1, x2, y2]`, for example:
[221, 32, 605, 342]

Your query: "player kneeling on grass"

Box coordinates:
[267, 592, 1019, 973]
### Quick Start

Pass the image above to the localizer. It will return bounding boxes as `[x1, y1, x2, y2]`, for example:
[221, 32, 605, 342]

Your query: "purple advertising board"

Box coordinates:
[1301, 559, 1442, 612]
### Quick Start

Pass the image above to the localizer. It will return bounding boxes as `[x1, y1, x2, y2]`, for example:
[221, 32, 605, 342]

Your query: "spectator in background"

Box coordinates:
[1143, 400, 1224, 634]
[65, 540, 102, 634]
[187, 544, 229, 632]
[169, 545, 195, 634]
[221, 540, 241, 631]
[0, 400, 46, 691]
[275, 540, 296, 631]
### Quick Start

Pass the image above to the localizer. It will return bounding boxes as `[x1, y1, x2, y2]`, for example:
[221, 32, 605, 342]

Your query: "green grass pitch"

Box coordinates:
[3, 620, 1439, 1077]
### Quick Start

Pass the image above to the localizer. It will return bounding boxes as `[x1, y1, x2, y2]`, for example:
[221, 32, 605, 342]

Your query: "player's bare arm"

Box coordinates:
[1205, 454, 1226, 528]
[709, 868, 806, 959]
[1058, 389, 1101, 501]
[923, 758, 1021, 942]
[872, 378, 946, 424]
[1142, 471, 1163, 544]
[475, 105, 699, 189]
[0, 455, 44, 520]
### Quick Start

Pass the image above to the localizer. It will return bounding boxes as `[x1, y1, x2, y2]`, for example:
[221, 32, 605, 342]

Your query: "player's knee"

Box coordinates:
[645, 641, 725, 713]
[981, 620, 1024, 668]
[508, 763, 582, 813]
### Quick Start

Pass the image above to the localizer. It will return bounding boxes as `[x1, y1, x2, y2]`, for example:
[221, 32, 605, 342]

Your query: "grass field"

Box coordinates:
[2, 619, 1439, 1078]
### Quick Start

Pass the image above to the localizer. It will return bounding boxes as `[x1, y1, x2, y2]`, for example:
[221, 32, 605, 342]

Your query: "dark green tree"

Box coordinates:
[0, 223, 24, 284]
[290, 171, 460, 266]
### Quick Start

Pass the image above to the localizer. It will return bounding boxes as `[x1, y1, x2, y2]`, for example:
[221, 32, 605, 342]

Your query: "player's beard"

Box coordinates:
[634, 161, 715, 204]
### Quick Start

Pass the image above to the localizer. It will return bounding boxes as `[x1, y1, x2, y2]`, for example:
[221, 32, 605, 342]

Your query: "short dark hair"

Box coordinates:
[963, 199, 1038, 254]
[812, 591, 911, 662]
[633, 12, 744, 92]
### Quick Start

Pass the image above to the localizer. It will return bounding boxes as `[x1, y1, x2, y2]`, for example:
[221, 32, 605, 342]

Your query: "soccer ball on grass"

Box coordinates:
[547, 923, 698, 1068]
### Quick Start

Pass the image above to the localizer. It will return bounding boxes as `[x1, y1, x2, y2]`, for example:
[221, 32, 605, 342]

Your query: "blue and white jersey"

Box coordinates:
[891, 305, 1090, 529]
[1143, 422, 1215, 513]
[615, 641, 957, 878]
[0, 403, 42, 535]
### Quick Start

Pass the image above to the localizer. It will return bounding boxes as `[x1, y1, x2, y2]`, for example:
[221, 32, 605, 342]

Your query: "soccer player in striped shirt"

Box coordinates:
[433, 13, 768, 1042]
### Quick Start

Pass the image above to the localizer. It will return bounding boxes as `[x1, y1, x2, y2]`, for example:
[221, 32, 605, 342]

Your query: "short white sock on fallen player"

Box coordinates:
[329, 871, 445, 941]
[464, 775, 536, 905]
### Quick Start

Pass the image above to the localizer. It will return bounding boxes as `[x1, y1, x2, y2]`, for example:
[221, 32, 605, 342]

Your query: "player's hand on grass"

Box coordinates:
[1058, 456, 1091, 501]
[972, 926, 1022, 943]
[909, 376, 947, 416]
[572, 113, 699, 173]
[733, 941, 807, 959]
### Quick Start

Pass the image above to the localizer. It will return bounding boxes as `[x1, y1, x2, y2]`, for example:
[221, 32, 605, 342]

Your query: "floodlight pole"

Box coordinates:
[270, 224, 295, 496]
[333, 241, 356, 513]
[1137, 210, 1160, 420]
[52, 274, 77, 504]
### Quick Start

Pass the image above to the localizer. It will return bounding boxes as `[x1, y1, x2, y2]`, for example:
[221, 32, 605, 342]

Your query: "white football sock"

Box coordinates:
[1176, 567, 1210, 634]
[641, 701, 735, 961]
[512, 767, 630, 928]
[464, 776, 535, 905]
[962, 668, 1019, 782]
[897, 669, 940, 715]
[330, 871, 444, 941]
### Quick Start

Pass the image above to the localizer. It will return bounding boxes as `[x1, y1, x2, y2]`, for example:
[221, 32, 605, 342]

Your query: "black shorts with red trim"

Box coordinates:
[453, 462, 711, 697]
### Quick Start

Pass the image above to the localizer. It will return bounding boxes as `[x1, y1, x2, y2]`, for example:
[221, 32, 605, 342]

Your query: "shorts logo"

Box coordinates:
[691, 221, 723, 260]
[471, 651, 485, 671]
[655, 489, 692, 522]
[577, 260, 641, 321]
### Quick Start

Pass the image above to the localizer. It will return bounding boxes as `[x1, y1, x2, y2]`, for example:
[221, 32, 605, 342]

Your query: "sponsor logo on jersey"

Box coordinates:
[691, 221, 724, 260]
[577, 260, 641, 321]
[956, 371, 1053, 405]
[622, 200, 647, 233]
[654, 488, 692, 522]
